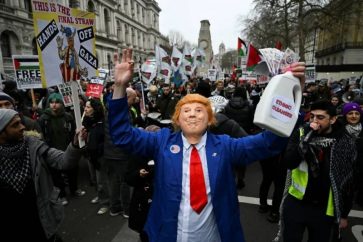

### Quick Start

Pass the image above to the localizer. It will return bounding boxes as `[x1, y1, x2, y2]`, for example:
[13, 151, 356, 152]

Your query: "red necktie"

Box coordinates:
[190, 145, 208, 214]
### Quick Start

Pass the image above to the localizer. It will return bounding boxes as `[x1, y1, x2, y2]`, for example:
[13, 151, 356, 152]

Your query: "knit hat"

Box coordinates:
[0, 91, 15, 107]
[48, 92, 63, 104]
[0, 109, 18, 133]
[342, 102, 362, 116]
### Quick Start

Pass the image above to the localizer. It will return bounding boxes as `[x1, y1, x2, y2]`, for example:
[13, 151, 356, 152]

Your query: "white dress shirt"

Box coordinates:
[177, 132, 221, 242]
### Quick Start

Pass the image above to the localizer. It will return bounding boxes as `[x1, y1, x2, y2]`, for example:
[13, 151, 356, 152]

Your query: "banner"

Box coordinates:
[12, 55, 42, 89]
[32, 1, 97, 87]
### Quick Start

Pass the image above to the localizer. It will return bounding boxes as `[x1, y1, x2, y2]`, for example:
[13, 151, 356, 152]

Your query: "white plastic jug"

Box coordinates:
[253, 72, 302, 137]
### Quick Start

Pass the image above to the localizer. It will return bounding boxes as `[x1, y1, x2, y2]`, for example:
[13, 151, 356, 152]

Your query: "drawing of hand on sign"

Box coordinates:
[57, 25, 88, 82]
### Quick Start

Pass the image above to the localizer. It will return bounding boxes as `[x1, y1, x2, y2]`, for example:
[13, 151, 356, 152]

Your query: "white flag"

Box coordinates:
[171, 46, 183, 72]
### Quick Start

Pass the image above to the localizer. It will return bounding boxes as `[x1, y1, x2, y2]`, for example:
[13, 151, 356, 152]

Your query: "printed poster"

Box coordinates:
[58, 82, 73, 107]
[86, 77, 104, 98]
[12, 55, 42, 89]
[32, 0, 97, 87]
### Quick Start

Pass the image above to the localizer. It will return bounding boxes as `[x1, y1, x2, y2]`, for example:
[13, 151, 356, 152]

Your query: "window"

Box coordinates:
[104, 9, 110, 34]
[116, 21, 121, 39]
[0, 32, 11, 57]
[87, 0, 95, 12]
[24, 0, 32, 12]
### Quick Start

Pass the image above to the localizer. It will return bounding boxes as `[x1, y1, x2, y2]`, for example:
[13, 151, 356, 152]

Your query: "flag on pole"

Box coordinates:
[183, 44, 193, 64]
[171, 46, 183, 72]
[237, 38, 247, 56]
[246, 44, 262, 71]
[155, 45, 170, 65]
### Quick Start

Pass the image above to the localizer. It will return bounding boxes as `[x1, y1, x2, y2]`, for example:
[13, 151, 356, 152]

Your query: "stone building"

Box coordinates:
[212, 42, 225, 71]
[311, 0, 363, 80]
[0, 0, 169, 80]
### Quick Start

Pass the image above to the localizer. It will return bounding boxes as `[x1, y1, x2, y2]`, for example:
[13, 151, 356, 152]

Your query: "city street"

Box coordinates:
[59, 159, 363, 242]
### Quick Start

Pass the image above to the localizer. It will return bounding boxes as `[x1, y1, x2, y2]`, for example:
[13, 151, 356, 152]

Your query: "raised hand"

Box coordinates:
[114, 48, 134, 87]
[282, 62, 306, 88]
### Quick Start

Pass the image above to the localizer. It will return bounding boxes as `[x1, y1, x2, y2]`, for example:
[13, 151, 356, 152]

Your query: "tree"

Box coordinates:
[240, 0, 344, 61]
[168, 30, 185, 48]
[221, 50, 238, 73]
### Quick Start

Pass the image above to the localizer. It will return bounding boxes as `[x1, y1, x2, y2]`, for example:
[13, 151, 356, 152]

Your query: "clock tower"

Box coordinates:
[198, 20, 213, 74]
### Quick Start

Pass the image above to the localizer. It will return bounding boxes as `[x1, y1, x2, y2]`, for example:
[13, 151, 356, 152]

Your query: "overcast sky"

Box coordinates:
[157, 0, 255, 54]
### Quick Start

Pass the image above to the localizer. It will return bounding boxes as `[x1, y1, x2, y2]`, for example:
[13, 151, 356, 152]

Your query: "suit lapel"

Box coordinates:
[205, 132, 222, 195]
[166, 132, 183, 188]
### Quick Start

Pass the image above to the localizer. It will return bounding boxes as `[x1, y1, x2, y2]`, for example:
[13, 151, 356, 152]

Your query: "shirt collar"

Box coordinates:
[181, 131, 207, 151]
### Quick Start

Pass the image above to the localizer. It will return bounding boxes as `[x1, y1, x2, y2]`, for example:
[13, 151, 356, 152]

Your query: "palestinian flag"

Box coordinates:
[238, 38, 247, 57]
[183, 45, 193, 63]
[246, 44, 262, 71]
[13, 57, 39, 70]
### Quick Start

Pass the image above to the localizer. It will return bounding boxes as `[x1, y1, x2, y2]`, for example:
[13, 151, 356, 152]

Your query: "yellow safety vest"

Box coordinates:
[288, 127, 335, 216]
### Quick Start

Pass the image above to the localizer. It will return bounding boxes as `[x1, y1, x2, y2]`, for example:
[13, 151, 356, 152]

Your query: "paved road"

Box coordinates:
[59, 159, 363, 242]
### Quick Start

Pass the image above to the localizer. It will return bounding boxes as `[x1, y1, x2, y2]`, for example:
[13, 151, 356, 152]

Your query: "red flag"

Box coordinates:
[237, 38, 247, 56]
[275, 41, 283, 50]
[246, 44, 262, 71]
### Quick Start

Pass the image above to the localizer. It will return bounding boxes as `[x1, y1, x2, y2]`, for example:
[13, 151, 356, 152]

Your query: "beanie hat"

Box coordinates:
[0, 91, 15, 107]
[48, 93, 63, 104]
[0, 109, 18, 132]
[342, 102, 362, 116]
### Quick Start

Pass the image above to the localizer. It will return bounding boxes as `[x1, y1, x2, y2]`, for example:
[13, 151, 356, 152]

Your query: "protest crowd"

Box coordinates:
[1, 43, 363, 242]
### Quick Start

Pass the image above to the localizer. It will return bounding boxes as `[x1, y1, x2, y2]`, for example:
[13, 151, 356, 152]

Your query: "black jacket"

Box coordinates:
[224, 97, 253, 133]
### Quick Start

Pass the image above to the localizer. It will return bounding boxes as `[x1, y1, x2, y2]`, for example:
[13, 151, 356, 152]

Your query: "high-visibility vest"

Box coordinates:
[288, 127, 335, 216]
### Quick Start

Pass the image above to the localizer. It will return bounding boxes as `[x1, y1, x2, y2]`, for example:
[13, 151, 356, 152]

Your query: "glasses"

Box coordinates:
[310, 113, 328, 121]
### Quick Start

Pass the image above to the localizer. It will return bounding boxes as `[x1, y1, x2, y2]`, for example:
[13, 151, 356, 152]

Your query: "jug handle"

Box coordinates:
[292, 75, 302, 118]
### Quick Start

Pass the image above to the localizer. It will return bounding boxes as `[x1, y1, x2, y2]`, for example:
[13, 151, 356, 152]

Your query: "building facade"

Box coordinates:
[314, 0, 363, 81]
[0, 0, 168, 81]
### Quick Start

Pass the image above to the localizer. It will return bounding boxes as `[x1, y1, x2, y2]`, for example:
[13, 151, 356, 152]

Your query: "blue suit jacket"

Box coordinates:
[108, 97, 287, 242]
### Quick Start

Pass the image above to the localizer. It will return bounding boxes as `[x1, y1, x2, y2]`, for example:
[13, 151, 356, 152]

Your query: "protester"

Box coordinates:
[125, 125, 161, 242]
[0, 91, 42, 133]
[341, 102, 363, 208]
[0, 109, 85, 241]
[38, 92, 86, 205]
[208, 95, 248, 189]
[281, 100, 357, 242]
[108, 48, 306, 242]
[211, 80, 225, 97]
[104, 88, 139, 218]
[82, 98, 109, 215]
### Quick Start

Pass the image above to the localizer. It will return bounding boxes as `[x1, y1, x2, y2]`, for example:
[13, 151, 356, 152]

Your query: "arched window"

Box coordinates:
[0, 32, 11, 57]
[104, 8, 110, 35]
[87, 0, 95, 12]
[24, 0, 32, 12]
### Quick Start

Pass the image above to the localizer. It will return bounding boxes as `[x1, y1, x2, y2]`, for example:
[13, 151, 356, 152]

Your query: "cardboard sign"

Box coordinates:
[32, 1, 97, 87]
[58, 82, 73, 107]
[208, 69, 217, 81]
[86, 83, 103, 98]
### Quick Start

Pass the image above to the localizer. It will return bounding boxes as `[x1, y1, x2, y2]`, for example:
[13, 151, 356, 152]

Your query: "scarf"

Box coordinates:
[345, 123, 362, 138]
[0, 140, 31, 194]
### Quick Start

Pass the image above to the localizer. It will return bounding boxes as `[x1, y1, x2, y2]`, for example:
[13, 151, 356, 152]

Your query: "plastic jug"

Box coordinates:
[253, 72, 302, 137]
